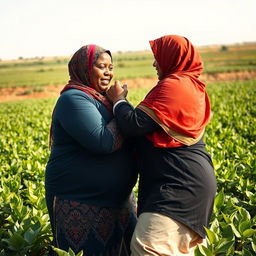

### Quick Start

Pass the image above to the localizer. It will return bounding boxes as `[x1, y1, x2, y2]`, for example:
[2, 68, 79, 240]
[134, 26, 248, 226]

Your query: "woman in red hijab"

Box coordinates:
[107, 35, 217, 255]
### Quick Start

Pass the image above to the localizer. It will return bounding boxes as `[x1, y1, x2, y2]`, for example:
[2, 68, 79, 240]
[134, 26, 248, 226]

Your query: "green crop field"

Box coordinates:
[0, 43, 256, 255]
[0, 79, 255, 255]
[0, 43, 256, 88]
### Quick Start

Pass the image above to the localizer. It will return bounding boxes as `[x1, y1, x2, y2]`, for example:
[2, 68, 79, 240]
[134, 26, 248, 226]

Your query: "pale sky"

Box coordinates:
[0, 0, 255, 60]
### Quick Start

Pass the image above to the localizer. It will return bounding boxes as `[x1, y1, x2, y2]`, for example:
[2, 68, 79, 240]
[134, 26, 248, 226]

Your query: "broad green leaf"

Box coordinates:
[252, 235, 256, 252]
[52, 247, 83, 256]
[214, 189, 224, 212]
[194, 247, 204, 256]
[252, 241, 256, 252]
[242, 229, 256, 238]
[210, 218, 219, 233]
[205, 227, 218, 244]
[5, 215, 15, 223]
[52, 246, 69, 256]
[238, 220, 251, 234]
[222, 212, 231, 224]
[222, 224, 234, 240]
[24, 228, 35, 244]
[239, 208, 251, 221]
[68, 248, 76, 256]
[198, 245, 213, 256]
[230, 223, 241, 238]
[215, 239, 234, 254]
[3, 233, 25, 250]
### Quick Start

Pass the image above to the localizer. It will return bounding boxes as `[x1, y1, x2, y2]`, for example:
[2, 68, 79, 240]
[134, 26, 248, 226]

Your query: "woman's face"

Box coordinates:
[91, 52, 113, 93]
[153, 59, 163, 80]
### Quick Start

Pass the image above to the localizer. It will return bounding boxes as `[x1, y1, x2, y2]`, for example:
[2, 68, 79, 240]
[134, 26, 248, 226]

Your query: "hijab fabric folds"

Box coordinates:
[62, 44, 113, 113]
[49, 45, 112, 147]
[138, 35, 211, 148]
[67, 45, 111, 87]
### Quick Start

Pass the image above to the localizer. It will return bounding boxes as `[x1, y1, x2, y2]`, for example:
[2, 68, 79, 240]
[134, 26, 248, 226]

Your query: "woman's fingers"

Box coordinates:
[122, 83, 128, 91]
[106, 81, 128, 103]
[122, 84, 128, 98]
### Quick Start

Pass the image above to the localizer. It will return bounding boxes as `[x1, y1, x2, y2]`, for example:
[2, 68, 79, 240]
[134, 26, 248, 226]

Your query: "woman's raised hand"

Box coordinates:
[106, 80, 128, 104]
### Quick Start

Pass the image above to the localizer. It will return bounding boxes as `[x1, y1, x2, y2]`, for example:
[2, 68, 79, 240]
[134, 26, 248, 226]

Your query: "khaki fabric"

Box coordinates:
[131, 213, 206, 256]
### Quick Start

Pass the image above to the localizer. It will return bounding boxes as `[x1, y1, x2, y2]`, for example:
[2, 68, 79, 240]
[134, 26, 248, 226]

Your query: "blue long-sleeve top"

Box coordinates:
[45, 89, 138, 207]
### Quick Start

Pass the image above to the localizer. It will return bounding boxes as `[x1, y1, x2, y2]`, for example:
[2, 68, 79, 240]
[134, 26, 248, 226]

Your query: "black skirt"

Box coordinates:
[136, 137, 217, 238]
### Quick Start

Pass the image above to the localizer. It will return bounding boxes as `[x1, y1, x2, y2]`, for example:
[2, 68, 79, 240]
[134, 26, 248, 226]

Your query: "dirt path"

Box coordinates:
[0, 71, 255, 103]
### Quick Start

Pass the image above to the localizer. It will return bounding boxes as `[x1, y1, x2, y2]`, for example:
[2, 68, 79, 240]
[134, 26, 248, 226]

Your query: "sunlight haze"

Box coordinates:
[0, 0, 255, 60]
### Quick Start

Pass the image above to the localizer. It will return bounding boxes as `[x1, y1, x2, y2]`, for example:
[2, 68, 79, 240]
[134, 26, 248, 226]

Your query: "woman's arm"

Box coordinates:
[106, 81, 159, 137]
[56, 91, 122, 154]
[114, 101, 159, 136]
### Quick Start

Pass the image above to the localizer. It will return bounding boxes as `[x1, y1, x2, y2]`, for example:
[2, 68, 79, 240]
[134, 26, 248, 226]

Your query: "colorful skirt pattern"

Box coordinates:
[49, 196, 137, 256]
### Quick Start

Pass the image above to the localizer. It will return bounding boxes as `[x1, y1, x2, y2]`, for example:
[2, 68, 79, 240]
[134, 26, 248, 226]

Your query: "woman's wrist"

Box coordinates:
[113, 99, 127, 113]
[112, 96, 126, 105]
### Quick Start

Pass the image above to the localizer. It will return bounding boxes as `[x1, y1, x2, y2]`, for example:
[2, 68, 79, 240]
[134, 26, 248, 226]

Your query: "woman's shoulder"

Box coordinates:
[52, 89, 98, 115]
[58, 89, 95, 105]
[60, 88, 93, 99]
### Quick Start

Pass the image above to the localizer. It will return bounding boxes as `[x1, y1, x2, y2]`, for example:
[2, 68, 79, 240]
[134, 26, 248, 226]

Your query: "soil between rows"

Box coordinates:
[0, 71, 255, 103]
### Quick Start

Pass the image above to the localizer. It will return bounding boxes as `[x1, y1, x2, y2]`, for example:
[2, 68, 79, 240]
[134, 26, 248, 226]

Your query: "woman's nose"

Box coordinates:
[104, 69, 113, 76]
[104, 68, 110, 74]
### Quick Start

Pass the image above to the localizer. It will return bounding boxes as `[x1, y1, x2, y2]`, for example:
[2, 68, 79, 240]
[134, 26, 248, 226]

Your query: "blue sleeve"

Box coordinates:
[56, 91, 122, 154]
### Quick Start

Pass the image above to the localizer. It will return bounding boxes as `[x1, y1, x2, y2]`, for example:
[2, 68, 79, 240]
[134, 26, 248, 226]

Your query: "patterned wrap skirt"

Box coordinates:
[47, 195, 137, 256]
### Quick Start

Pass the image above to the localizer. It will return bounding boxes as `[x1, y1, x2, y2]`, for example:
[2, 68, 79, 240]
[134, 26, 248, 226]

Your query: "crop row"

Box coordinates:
[0, 45, 256, 88]
[0, 80, 255, 255]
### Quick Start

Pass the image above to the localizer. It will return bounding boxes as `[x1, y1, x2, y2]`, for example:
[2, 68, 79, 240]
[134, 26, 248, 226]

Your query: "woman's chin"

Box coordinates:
[97, 86, 109, 94]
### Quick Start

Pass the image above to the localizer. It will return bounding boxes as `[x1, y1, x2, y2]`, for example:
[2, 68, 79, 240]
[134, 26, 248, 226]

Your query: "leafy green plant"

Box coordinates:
[195, 190, 256, 255]
[0, 80, 255, 255]
[52, 247, 83, 256]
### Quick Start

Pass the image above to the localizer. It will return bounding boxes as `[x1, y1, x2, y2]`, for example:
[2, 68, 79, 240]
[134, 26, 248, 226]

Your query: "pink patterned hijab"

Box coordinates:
[67, 44, 112, 88]
[49, 45, 113, 147]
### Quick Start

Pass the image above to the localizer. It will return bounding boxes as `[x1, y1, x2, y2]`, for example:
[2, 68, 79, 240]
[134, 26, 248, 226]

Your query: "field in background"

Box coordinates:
[0, 43, 256, 255]
[0, 80, 255, 255]
[0, 43, 256, 88]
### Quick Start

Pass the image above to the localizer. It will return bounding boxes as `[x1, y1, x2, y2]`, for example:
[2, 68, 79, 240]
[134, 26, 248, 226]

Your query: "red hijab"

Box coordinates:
[138, 35, 211, 148]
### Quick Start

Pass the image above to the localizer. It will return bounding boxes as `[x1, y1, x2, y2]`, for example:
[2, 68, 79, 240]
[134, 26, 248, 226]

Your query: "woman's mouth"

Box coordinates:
[101, 79, 110, 85]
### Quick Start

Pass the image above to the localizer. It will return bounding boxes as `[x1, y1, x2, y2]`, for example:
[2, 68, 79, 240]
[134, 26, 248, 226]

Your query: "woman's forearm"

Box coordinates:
[114, 101, 159, 137]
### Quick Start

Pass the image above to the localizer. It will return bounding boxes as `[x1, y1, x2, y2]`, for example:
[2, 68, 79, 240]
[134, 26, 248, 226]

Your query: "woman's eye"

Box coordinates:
[97, 64, 113, 71]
